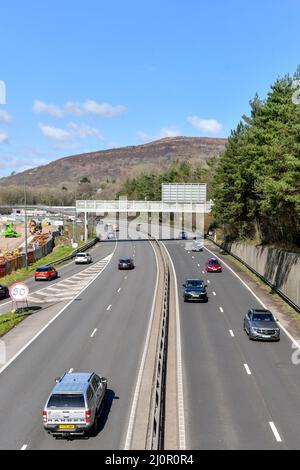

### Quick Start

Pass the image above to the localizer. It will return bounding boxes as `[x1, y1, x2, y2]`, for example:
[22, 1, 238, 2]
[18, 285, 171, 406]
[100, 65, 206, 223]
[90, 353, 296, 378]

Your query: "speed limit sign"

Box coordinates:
[9, 283, 29, 302]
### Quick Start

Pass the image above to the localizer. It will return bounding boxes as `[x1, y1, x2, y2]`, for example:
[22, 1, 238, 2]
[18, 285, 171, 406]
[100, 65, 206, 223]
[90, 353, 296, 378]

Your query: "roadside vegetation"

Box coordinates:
[117, 160, 216, 200]
[0, 310, 33, 337]
[0, 243, 80, 287]
[211, 66, 300, 247]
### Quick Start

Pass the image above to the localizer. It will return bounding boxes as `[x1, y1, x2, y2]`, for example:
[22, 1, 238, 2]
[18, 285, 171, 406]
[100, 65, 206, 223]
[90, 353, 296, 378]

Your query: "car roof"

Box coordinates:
[250, 309, 272, 315]
[52, 373, 94, 394]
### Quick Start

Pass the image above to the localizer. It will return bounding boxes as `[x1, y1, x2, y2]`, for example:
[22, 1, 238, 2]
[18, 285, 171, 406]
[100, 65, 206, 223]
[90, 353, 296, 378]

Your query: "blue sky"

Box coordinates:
[0, 0, 299, 177]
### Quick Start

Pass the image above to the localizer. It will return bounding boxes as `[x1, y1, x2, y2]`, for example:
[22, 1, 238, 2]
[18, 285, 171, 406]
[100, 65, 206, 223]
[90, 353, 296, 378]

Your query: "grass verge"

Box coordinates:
[0, 310, 33, 337]
[0, 243, 81, 287]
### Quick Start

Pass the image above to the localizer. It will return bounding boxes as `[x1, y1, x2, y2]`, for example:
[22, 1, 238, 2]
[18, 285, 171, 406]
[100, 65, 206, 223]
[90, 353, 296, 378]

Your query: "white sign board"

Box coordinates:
[162, 184, 207, 203]
[9, 283, 29, 302]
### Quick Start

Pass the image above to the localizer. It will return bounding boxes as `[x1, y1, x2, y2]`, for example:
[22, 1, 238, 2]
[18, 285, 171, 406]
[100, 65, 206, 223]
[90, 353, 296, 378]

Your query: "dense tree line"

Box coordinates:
[211, 69, 300, 246]
[118, 161, 212, 201]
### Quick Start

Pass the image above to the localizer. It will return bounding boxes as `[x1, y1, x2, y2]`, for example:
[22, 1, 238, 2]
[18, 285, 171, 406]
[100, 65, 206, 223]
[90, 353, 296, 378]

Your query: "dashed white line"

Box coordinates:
[91, 329, 98, 338]
[219, 307, 224, 313]
[213, 292, 216, 296]
[202, 271, 205, 274]
[107, 304, 112, 311]
[244, 364, 252, 376]
[21, 445, 28, 451]
[118, 288, 122, 293]
[229, 330, 235, 337]
[269, 422, 283, 443]
[68, 368, 74, 374]
[207, 280, 210, 284]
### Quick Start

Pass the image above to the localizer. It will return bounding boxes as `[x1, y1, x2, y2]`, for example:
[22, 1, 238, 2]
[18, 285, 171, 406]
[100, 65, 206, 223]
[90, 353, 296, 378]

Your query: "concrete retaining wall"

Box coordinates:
[223, 242, 300, 308]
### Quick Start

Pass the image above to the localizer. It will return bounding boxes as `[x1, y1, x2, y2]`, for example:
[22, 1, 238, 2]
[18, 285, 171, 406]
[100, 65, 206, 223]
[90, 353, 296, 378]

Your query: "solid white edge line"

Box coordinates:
[0, 242, 118, 376]
[244, 364, 252, 375]
[269, 421, 282, 443]
[162, 242, 187, 451]
[124, 241, 160, 450]
[204, 246, 300, 349]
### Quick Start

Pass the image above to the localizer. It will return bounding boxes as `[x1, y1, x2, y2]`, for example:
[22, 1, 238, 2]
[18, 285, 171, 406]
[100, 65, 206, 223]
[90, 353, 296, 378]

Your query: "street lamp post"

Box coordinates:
[24, 176, 28, 270]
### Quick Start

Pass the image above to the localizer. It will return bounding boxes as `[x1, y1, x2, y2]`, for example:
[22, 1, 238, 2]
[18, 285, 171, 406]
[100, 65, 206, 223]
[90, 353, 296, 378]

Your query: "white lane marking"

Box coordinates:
[207, 280, 210, 284]
[202, 271, 205, 274]
[213, 292, 216, 296]
[244, 364, 252, 375]
[162, 243, 186, 450]
[269, 422, 283, 443]
[68, 368, 74, 374]
[219, 307, 224, 313]
[198, 264, 200, 267]
[107, 304, 112, 311]
[21, 445, 28, 451]
[124, 276, 128, 280]
[192, 256, 195, 259]
[91, 329, 98, 338]
[124, 241, 160, 450]
[229, 330, 235, 337]
[204, 246, 300, 349]
[117, 288, 122, 293]
[0, 245, 118, 376]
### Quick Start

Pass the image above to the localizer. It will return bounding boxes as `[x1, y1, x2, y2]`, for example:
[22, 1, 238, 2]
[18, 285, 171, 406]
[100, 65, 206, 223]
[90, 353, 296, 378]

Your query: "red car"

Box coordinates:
[35, 266, 58, 282]
[206, 258, 222, 273]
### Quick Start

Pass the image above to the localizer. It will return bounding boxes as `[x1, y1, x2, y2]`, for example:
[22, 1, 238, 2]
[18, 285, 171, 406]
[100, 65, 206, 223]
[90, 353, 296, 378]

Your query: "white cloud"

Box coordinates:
[187, 116, 223, 135]
[137, 127, 181, 143]
[0, 110, 12, 124]
[0, 130, 9, 144]
[38, 123, 72, 141]
[38, 122, 104, 143]
[67, 122, 103, 140]
[64, 101, 84, 116]
[33, 100, 64, 118]
[33, 99, 126, 118]
[83, 100, 126, 117]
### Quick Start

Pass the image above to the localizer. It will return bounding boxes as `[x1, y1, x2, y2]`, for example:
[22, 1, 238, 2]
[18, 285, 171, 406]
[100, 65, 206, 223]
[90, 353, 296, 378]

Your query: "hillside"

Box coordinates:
[0, 137, 227, 190]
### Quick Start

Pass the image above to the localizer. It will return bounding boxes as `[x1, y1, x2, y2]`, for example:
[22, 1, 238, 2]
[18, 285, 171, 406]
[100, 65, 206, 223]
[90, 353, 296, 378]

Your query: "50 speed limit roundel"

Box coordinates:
[9, 283, 29, 302]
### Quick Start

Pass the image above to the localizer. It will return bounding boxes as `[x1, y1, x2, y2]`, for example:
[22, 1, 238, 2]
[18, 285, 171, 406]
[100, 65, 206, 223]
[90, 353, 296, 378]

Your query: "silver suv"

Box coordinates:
[43, 373, 107, 437]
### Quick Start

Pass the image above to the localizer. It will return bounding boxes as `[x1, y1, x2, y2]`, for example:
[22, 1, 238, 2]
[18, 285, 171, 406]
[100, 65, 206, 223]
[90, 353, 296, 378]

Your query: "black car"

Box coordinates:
[183, 279, 208, 303]
[244, 309, 280, 341]
[118, 258, 135, 270]
[0, 284, 9, 300]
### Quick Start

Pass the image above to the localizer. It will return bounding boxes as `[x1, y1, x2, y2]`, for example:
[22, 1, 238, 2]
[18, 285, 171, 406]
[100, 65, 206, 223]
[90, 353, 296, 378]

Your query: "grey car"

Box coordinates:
[244, 309, 280, 341]
[43, 372, 107, 437]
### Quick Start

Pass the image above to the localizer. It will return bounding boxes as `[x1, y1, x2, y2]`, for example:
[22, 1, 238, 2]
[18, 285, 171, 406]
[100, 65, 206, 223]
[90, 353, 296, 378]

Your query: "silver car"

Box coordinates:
[43, 372, 107, 437]
[75, 252, 92, 265]
[244, 309, 280, 341]
[192, 242, 204, 252]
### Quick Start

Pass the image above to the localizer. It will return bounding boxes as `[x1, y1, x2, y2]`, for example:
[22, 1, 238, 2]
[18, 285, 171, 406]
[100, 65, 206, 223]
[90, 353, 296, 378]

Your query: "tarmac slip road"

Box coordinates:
[0, 241, 115, 313]
[0, 240, 157, 450]
[166, 241, 300, 450]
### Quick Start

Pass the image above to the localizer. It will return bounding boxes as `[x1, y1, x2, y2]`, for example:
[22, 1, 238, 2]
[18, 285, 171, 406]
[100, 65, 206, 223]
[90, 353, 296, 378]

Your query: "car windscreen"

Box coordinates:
[76, 254, 87, 257]
[209, 260, 219, 265]
[47, 394, 85, 408]
[120, 259, 130, 263]
[186, 281, 203, 288]
[36, 267, 50, 272]
[252, 314, 275, 322]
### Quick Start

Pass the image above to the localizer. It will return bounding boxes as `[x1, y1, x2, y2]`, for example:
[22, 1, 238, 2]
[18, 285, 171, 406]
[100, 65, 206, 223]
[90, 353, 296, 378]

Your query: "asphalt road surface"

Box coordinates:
[166, 241, 300, 450]
[0, 240, 157, 450]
